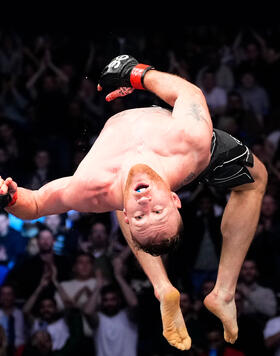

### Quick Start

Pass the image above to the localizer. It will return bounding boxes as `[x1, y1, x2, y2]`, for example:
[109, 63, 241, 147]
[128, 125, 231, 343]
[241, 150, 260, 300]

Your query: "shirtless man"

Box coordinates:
[0, 55, 267, 351]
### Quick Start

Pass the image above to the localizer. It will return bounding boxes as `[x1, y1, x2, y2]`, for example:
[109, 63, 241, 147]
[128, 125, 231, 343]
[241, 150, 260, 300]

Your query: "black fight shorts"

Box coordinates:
[196, 129, 254, 190]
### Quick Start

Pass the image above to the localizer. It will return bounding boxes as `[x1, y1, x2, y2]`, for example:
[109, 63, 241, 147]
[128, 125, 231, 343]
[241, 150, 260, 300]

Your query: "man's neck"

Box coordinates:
[120, 152, 169, 193]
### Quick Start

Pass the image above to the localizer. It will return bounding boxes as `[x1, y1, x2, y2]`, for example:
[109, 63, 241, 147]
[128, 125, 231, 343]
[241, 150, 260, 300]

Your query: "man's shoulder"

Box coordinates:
[255, 283, 276, 295]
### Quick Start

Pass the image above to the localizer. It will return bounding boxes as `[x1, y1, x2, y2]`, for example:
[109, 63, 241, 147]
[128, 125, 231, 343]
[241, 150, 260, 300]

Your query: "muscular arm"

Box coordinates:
[143, 70, 213, 145]
[5, 176, 73, 220]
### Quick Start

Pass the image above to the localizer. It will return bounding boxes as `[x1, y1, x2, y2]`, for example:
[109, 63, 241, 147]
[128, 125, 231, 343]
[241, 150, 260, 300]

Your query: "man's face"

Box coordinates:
[90, 223, 108, 248]
[37, 230, 54, 253]
[74, 255, 93, 279]
[39, 299, 57, 322]
[32, 330, 52, 353]
[228, 94, 242, 110]
[180, 293, 192, 315]
[241, 73, 255, 88]
[123, 164, 181, 249]
[240, 261, 258, 284]
[0, 286, 15, 307]
[34, 150, 50, 169]
[101, 292, 121, 316]
[261, 194, 277, 218]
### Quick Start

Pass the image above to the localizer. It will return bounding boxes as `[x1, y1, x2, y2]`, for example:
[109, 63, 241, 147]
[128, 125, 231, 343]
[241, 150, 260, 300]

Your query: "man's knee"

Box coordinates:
[232, 155, 267, 194]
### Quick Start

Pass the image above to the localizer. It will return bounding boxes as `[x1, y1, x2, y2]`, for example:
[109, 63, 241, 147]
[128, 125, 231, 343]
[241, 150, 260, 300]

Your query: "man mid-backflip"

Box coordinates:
[0, 55, 267, 351]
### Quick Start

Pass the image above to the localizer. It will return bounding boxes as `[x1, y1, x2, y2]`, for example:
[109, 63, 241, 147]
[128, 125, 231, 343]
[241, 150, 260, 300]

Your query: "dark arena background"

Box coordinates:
[0, 13, 280, 356]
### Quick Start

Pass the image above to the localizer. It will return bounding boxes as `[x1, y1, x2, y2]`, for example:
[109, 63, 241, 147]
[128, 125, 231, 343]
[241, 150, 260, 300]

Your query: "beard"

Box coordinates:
[124, 164, 169, 201]
[101, 305, 120, 316]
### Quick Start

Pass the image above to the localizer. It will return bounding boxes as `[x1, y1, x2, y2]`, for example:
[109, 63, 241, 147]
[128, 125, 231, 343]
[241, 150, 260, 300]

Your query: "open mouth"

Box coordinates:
[134, 183, 149, 193]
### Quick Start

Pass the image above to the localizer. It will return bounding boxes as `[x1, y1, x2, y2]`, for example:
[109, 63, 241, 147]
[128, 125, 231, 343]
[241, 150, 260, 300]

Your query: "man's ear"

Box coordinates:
[171, 192, 182, 208]
[123, 209, 129, 224]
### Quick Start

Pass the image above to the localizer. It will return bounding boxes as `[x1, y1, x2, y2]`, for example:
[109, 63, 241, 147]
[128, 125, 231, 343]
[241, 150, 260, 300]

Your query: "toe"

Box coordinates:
[183, 336, 192, 350]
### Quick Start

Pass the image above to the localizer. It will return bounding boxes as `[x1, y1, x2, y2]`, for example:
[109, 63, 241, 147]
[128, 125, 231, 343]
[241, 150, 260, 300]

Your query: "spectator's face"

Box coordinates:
[37, 230, 54, 253]
[241, 73, 255, 88]
[0, 214, 9, 235]
[39, 299, 57, 321]
[180, 293, 192, 315]
[261, 195, 277, 218]
[0, 148, 8, 164]
[34, 150, 50, 169]
[246, 43, 259, 60]
[202, 72, 215, 91]
[265, 47, 279, 64]
[74, 255, 94, 279]
[198, 196, 213, 215]
[240, 261, 258, 284]
[0, 124, 13, 141]
[228, 94, 243, 110]
[32, 330, 52, 354]
[90, 223, 108, 248]
[0, 286, 15, 308]
[101, 292, 121, 316]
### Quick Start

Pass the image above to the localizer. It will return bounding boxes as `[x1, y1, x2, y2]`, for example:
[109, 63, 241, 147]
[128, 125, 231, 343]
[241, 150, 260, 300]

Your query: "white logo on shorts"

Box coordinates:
[229, 134, 242, 145]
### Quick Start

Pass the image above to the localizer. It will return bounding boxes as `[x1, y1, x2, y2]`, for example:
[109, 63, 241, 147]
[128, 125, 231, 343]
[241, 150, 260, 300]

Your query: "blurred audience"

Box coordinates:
[0, 25, 280, 355]
[24, 148, 56, 190]
[198, 325, 245, 356]
[0, 211, 26, 270]
[5, 228, 72, 299]
[83, 255, 138, 356]
[199, 69, 227, 120]
[237, 259, 277, 327]
[81, 221, 114, 284]
[249, 193, 280, 292]
[0, 284, 25, 356]
[264, 310, 280, 356]
[54, 252, 99, 341]
[233, 288, 267, 356]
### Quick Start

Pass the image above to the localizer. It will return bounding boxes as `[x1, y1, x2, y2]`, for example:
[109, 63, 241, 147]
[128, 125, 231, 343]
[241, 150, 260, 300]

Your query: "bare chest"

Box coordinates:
[72, 108, 207, 211]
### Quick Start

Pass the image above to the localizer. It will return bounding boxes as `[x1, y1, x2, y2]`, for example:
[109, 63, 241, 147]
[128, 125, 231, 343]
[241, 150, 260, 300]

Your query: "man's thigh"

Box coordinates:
[198, 129, 255, 190]
[232, 154, 268, 193]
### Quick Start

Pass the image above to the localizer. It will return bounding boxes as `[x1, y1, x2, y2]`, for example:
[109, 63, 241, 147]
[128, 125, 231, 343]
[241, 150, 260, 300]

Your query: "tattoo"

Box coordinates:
[190, 103, 207, 122]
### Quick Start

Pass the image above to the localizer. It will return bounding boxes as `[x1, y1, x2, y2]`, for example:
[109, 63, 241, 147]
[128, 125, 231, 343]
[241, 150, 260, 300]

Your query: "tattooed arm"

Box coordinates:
[143, 70, 213, 146]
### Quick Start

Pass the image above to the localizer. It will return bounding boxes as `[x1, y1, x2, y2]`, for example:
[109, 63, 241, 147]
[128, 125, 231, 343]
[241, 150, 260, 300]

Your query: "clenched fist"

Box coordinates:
[0, 176, 18, 209]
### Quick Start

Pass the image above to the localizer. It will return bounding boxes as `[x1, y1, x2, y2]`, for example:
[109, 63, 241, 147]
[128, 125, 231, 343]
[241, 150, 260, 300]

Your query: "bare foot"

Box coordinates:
[160, 287, 192, 350]
[204, 290, 238, 344]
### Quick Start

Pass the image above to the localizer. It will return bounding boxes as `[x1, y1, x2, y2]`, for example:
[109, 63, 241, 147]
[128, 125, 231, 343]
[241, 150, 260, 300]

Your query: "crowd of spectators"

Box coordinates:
[0, 25, 280, 355]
